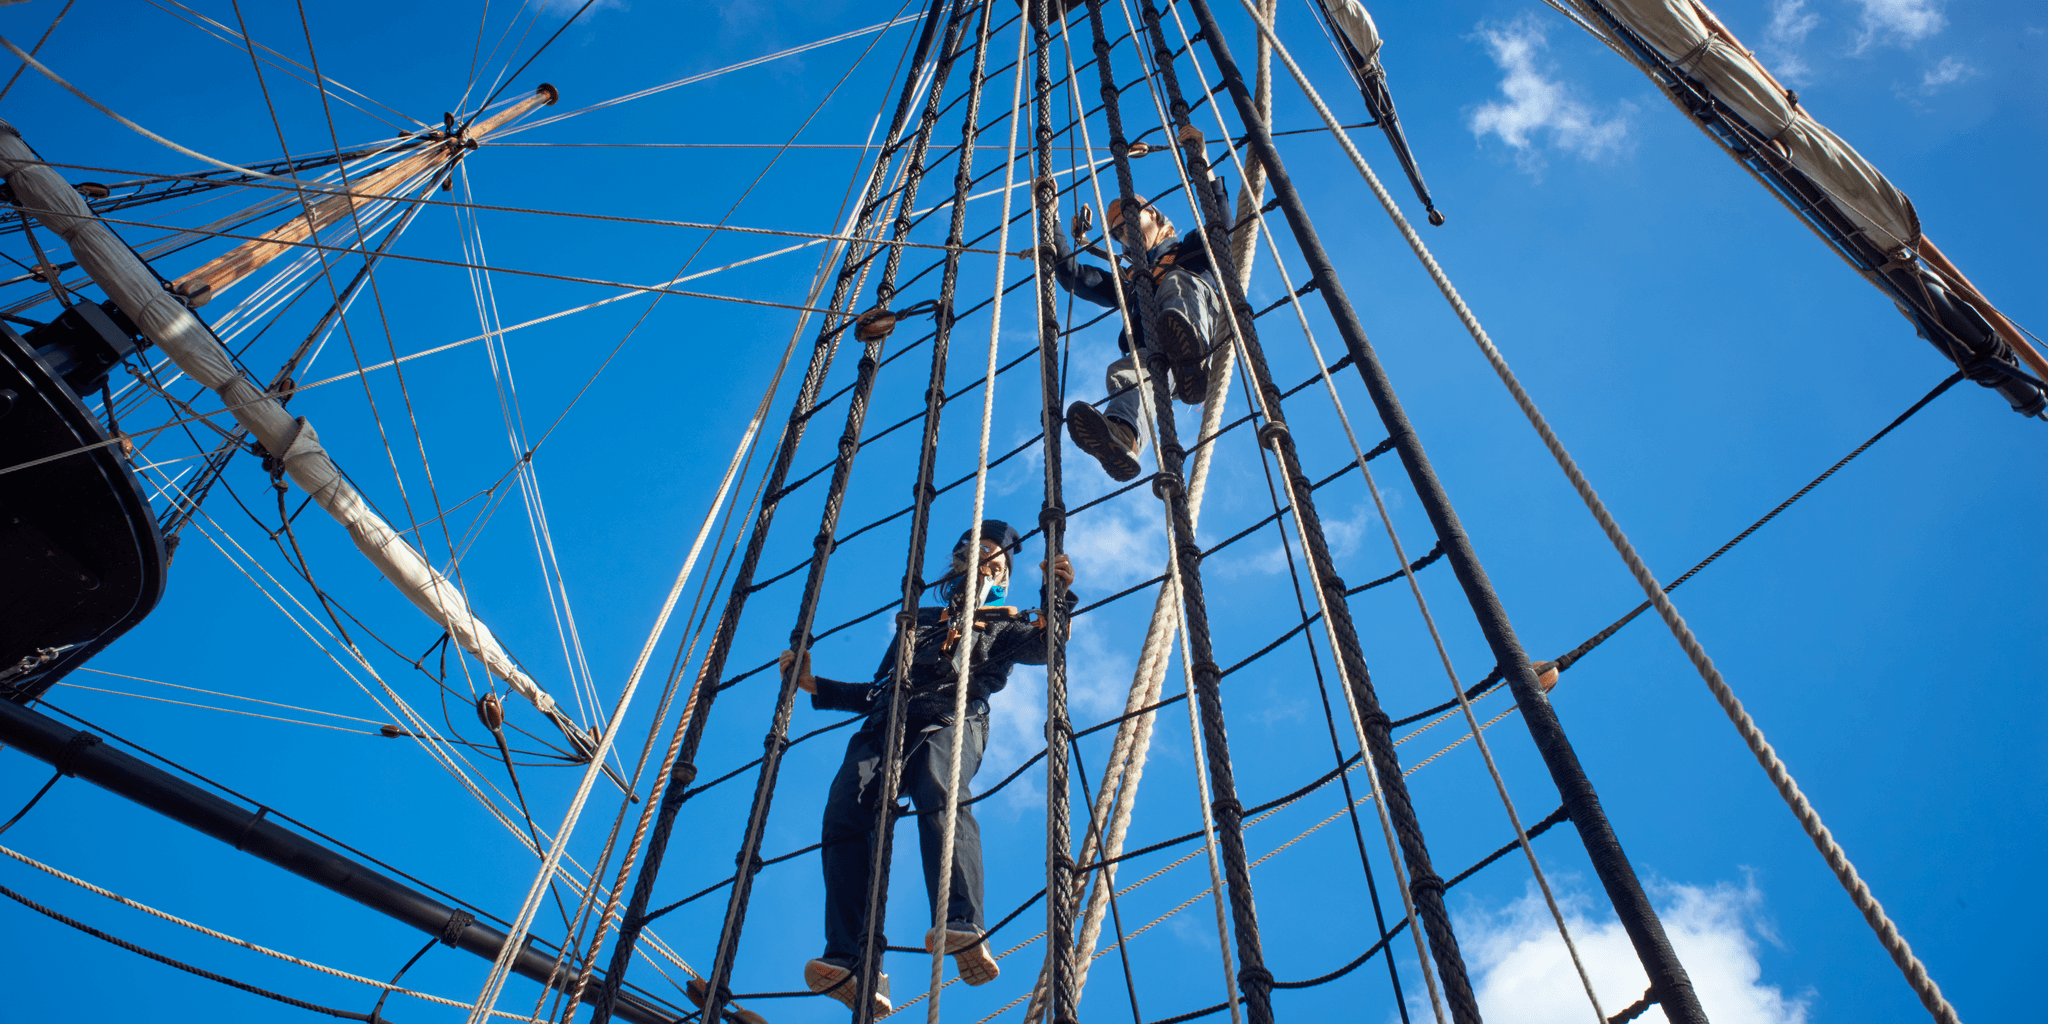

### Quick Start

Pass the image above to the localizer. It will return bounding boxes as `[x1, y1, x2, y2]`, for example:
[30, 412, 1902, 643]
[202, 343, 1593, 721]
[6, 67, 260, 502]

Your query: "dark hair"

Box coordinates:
[936, 519, 1022, 604]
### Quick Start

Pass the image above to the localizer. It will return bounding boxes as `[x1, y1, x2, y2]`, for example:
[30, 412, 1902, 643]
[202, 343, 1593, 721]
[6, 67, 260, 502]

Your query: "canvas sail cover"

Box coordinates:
[1323, 0, 1384, 66]
[1595, 0, 1920, 250]
[0, 121, 562, 724]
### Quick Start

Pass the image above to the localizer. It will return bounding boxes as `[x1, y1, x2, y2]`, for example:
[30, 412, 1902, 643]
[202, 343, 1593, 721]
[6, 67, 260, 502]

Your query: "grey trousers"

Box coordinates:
[1102, 267, 1226, 435]
[820, 709, 989, 961]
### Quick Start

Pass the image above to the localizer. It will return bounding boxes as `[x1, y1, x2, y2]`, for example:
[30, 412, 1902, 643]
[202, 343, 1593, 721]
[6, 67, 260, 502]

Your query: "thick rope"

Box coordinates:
[1226, 2, 1959, 1021]
[1021, 8, 1269, 1019]
[588, 4, 957, 1017]
[923, 10, 1032, 1023]
[1118, 0, 1488, 1018]
[1154, 7, 1599, 1015]
[1026, 2, 1085, 1021]
[1070, 3, 1287, 1022]
[694, 7, 976, 1021]
[0, 843, 539, 1021]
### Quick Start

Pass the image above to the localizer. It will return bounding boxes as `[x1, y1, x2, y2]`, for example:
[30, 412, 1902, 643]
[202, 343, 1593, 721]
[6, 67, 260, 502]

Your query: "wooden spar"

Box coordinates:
[1915, 236, 2048, 388]
[0, 100, 593, 751]
[170, 85, 558, 307]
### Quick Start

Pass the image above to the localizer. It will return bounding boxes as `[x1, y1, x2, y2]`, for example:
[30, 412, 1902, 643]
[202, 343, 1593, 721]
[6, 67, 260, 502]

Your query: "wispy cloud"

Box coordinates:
[1849, 0, 1946, 54]
[1467, 16, 1632, 174]
[541, 0, 624, 20]
[1458, 877, 1810, 1024]
[1760, 0, 1821, 84]
[1919, 55, 1976, 92]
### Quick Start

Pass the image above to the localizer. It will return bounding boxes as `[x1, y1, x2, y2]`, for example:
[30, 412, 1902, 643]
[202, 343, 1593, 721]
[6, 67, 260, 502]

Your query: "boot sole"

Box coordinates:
[687, 979, 769, 1024]
[1066, 403, 1141, 482]
[927, 927, 1001, 987]
[804, 960, 890, 1018]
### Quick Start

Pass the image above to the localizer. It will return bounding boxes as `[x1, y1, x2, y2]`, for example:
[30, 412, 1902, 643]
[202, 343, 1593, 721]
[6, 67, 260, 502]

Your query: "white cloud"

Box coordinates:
[1849, 0, 1946, 54]
[1919, 55, 1976, 92]
[1760, 0, 1821, 84]
[1467, 17, 1632, 174]
[1456, 877, 1810, 1024]
[541, 0, 624, 19]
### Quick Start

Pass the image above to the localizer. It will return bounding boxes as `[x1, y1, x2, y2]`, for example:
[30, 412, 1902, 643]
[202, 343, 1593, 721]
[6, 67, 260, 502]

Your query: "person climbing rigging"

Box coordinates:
[779, 519, 1077, 1016]
[1022, 124, 1231, 482]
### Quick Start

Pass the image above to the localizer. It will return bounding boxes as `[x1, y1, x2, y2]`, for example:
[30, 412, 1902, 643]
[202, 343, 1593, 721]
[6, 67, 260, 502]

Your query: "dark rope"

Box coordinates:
[1134, 806, 1573, 1024]
[1608, 988, 1658, 1023]
[588, 1, 959, 1017]
[0, 881, 374, 1020]
[0, 769, 62, 836]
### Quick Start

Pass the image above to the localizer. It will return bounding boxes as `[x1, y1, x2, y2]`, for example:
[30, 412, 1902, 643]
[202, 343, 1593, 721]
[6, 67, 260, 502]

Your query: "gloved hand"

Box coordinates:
[1071, 204, 1093, 242]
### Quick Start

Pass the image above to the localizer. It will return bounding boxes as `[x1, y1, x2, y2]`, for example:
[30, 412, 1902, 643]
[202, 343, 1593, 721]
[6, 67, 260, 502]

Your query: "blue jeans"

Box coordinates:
[820, 708, 988, 961]
[1103, 266, 1226, 434]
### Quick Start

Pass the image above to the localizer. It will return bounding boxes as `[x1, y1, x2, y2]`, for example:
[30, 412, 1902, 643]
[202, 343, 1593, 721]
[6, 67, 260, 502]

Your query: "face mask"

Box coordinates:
[985, 581, 1008, 605]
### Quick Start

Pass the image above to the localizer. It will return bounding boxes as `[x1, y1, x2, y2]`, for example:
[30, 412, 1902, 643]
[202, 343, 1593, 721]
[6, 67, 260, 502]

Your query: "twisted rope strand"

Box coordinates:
[1223, 2, 1959, 1020]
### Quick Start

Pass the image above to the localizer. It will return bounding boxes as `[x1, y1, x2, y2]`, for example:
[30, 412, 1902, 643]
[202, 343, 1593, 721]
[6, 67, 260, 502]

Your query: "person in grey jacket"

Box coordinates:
[781, 520, 1076, 1015]
[1025, 124, 1229, 482]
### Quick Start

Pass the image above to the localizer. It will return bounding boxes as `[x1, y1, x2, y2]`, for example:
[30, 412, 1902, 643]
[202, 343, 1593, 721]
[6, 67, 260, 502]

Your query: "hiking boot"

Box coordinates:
[804, 958, 890, 1018]
[926, 922, 1000, 987]
[1065, 401, 1141, 482]
[1155, 309, 1209, 405]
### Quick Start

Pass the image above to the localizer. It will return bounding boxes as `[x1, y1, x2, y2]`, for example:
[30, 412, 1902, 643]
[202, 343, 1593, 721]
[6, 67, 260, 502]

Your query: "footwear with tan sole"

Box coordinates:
[926, 923, 1000, 986]
[804, 958, 890, 1018]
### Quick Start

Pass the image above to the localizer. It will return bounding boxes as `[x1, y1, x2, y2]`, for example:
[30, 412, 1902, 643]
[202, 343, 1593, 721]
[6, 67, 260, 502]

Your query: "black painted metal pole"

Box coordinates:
[0, 698, 681, 1024]
[1179, 2, 1709, 1021]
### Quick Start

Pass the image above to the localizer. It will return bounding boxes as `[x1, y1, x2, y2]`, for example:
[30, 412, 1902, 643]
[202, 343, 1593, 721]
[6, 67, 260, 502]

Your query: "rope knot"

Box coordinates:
[1236, 965, 1275, 991]
[1150, 470, 1185, 500]
[1408, 871, 1447, 900]
[54, 731, 100, 777]
[1038, 503, 1067, 530]
[440, 910, 475, 947]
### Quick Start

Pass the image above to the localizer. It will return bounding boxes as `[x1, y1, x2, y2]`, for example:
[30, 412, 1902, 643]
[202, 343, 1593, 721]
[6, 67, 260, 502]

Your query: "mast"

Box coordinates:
[169, 89, 555, 308]
[0, 94, 596, 754]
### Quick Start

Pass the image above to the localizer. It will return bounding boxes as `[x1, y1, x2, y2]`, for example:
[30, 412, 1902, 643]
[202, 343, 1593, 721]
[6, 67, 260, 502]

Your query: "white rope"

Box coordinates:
[1104, 1, 1460, 1019]
[1158, 6, 1605, 1016]
[0, 34, 294, 181]
[887, 690, 1523, 1024]
[1231, 3, 1961, 1021]
[460, 228, 802, 1022]
[498, 11, 929, 137]
[0, 843, 545, 1022]
[925, 15, 1034, 1021]
[1017, 15, 1252, 1022]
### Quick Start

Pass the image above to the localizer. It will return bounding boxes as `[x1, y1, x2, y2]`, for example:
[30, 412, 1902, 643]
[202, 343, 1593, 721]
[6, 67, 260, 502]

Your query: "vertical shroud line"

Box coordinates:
[587, 2, 958, 1021]
[1178, 1, 1709, 1021]
[1026, 2, 1078, 1022]
[1070, 0, 1280, 1021]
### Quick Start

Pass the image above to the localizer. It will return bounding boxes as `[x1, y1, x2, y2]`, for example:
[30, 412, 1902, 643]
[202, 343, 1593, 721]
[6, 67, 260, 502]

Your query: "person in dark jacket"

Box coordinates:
[781, 519, 1076, 1015]
[1023, 124, 1229, 482]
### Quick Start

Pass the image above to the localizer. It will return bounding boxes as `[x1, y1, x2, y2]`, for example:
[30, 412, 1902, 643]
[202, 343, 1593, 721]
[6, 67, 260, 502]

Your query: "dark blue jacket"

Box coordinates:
[810, 594, 1079, 725]
[1051, 225, 1215, 355]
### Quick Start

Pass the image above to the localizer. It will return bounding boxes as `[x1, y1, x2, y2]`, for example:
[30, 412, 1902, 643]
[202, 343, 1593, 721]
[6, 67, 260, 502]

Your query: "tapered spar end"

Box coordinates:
[535, 83, 560, 106]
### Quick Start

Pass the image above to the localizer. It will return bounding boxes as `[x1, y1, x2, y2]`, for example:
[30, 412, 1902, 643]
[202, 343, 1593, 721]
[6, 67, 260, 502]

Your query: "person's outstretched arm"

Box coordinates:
[780, 647, 877, 714]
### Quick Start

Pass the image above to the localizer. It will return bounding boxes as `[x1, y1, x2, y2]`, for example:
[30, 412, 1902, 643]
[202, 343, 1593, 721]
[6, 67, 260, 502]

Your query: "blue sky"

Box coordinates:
[0, 1, 2040, 1023]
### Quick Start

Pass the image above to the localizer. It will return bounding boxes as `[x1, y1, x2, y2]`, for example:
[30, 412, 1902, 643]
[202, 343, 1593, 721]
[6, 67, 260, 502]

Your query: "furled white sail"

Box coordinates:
[0, 115, 568, 729]
[1322, 0, 1383, 65]
[1588, 0, 1919, 250]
